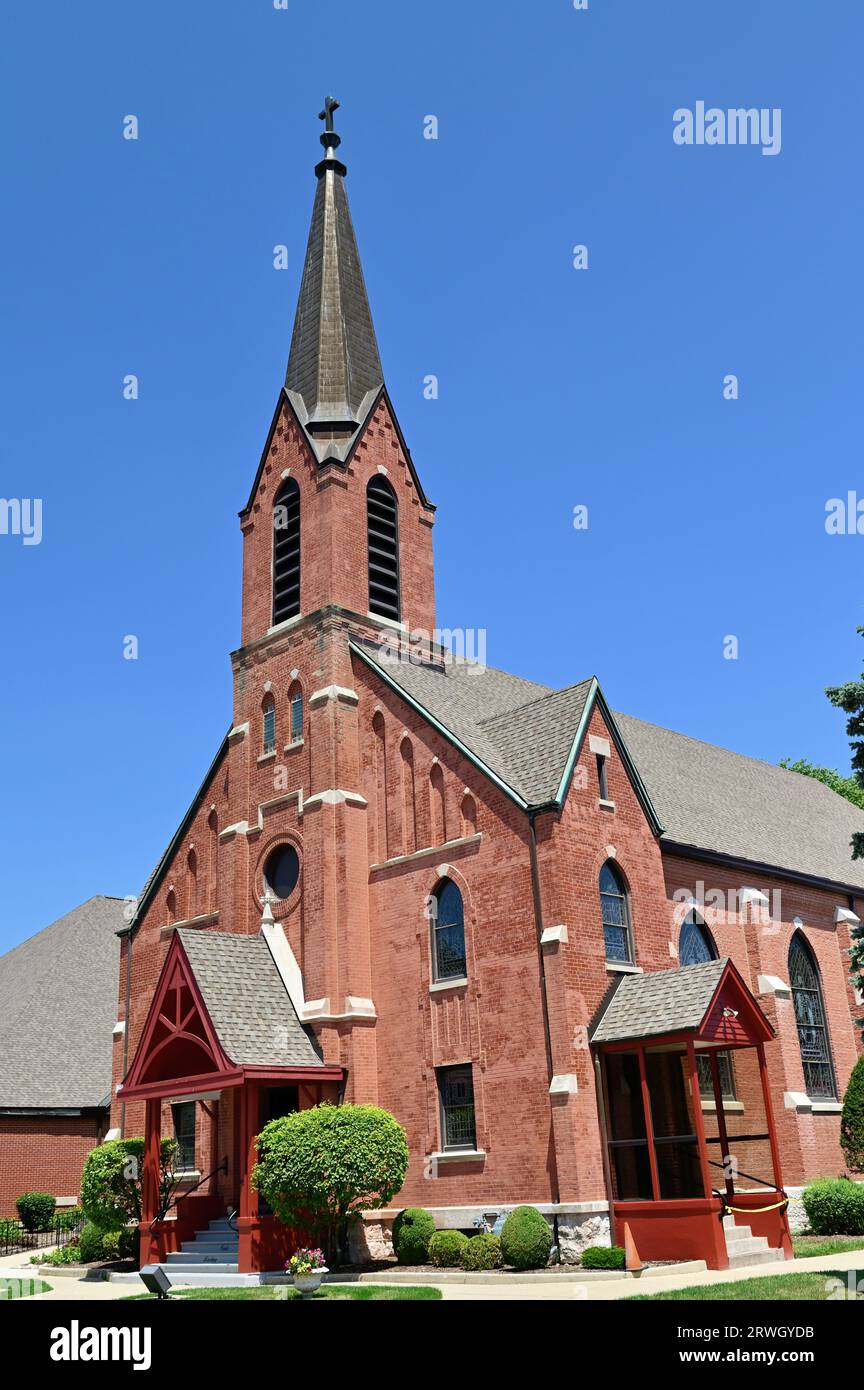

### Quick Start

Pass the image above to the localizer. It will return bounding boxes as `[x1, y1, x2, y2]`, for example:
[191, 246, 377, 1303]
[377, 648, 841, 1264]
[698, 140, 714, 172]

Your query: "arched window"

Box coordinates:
[429, 763, 446, 845]
[400, 738, 416, 856]
[789, 933, 837, 1099]
[367, 476, 400, 621]
[679, 911, 717, 966]
[166, 887, 178, 925]
[372, 712, 388, 861]
[186, 848, 198, 919]
[460, 793, 477, 838]
[288, 682, 303, 745]
[262, 695, 276, 755]
[599, 861, 633, 964]
[431, 878, 466, 982]
[678, 911, 735, 1099]
[273, 478, 300, 625]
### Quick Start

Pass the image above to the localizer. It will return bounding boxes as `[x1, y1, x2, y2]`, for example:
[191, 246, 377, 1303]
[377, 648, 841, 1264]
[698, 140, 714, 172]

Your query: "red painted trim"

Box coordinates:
[118, 1068, 244, 1102]
[241, 1065, 345, 1084]
[637, 1046, 660, 1203]
[757, 1040, 786, 1192]
[686, 1038, 713, 1199]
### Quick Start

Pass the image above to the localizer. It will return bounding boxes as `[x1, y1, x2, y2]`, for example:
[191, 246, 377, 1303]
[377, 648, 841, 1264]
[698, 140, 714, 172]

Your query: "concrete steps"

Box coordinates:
[723, 1215, 786, 1269]
[158, 1215, 239, 1280]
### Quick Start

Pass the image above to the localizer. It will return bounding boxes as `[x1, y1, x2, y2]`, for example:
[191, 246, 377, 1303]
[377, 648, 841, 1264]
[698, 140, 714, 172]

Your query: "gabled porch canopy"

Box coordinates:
[118, 929, 343, 1103]
[590, 958, 791, 1271]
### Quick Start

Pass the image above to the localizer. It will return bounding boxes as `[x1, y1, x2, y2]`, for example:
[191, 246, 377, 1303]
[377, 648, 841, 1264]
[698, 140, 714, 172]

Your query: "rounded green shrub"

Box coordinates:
[80, 1136, 177, 1231]
[500, 1205, 552, 1270]
[581, 1244, 625, 1270]
[802, 1178, 864, 1235]
[15, 1192, 56, 1232]
[392, 1207, 436, 1265]
[428, 1229, 469, 1267]
[461, 1233, 503, 1270]
[78, 1222, 107, 1263]
[841, 1056, 864, 1174]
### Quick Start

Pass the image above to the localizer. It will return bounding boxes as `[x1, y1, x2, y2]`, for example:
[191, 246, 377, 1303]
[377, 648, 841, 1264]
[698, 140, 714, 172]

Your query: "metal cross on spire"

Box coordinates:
[318, 95, 340, 133]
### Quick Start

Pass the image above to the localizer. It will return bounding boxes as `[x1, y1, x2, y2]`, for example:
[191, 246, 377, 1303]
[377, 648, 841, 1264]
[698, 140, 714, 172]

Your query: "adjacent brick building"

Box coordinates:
[29, 106, 863, 1266]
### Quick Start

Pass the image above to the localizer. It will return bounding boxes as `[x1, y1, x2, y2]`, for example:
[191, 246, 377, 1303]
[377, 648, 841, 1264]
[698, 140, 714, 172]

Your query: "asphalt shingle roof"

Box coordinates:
[590, 957, 728, 1043]
[0, 896, 126, 1109]
[352, 640, 864, 892]
[177, 930, 323, 1069]
[616, 712, 864, 893]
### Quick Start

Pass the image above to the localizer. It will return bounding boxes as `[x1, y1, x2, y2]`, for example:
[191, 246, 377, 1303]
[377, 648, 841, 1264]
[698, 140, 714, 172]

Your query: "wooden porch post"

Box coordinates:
[141, 1098, 162, 1223]
[686, 1040, 713, 1199]
[239, 1083, 260, 1220]
[709, 1052, 735, 1201]
[636, 1047, 660, 1202]
[756, 1041, 786, 1191]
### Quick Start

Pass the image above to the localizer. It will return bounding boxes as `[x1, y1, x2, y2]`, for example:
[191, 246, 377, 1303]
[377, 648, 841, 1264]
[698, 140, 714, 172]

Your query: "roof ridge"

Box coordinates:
[479, 676, 595, 727]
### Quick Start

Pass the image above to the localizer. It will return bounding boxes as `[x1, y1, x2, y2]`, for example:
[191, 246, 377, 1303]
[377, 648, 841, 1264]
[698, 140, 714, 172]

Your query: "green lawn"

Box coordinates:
[792, 1235, 864, 1259]
[125, 1284, 440, 1301]
[627, 1272, 862, 1301]
[0, 1278, 51, 1300]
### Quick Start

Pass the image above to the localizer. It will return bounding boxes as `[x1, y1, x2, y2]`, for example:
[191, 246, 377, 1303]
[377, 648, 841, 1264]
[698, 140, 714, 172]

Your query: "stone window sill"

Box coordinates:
[606, 961, 643, 975]
[257, 751, 277, 765]
[811, 1101, 842, 1114]
[283, 739, 304, 752]
[431, 1150, 486, 1164]
[598, 799, 616, 812]
[701, 1100, 744, 1113]
[173, 1170, 201, 1182]
[430, 976, 468, 993]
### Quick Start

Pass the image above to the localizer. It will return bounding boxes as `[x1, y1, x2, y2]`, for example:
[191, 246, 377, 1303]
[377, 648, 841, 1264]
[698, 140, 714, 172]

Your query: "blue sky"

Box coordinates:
[1, 0, 862, 949]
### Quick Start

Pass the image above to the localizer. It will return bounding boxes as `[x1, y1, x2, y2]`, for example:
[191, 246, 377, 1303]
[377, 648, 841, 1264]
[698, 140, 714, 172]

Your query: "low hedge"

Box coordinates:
[392, 1207, 436, 1265]
[500, 1205, 552, 1270]
[802, 1178, 864, 1236]
[581, 1244, 625, 1270]
[15, 1192, 56, 1233]
[79, 1223, 107, 1263]
[429, 1230, 469, 1267]
[461, 1233, 503, 1270]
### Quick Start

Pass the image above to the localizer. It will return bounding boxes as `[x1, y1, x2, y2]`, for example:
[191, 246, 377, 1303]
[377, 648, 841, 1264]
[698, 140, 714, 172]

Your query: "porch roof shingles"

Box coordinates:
[176, 930, 323, 1069]
[590, 957, 728, 1044]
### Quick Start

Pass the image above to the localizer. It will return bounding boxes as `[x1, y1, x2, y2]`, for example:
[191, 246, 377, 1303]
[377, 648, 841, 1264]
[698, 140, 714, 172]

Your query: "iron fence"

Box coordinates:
[0, 1211, 85, 1259]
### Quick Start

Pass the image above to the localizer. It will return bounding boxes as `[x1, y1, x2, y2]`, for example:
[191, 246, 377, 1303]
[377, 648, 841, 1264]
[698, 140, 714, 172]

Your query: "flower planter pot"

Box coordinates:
[292, 1268, 328, 1298]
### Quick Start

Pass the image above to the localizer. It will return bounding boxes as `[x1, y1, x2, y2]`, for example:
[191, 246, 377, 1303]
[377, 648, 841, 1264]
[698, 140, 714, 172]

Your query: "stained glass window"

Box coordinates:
[432, 879, 466, 981]
[600, 861, 633, 963]
[789, 934, 836, 1099]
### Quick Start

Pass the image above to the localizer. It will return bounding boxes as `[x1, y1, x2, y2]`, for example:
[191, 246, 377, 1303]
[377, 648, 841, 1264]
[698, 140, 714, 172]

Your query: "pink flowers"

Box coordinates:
[286, 1247, 326, 1276]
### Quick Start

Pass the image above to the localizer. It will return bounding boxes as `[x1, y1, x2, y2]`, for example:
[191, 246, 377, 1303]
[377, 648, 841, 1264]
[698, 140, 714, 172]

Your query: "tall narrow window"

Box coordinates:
[273, 479, 300, 624]
[429, 763, 446, 845]
[437, 1064, 476, 1151]
[289, 683, 303, 744]
[262, 695, 276, 755]
[600, 861, 633, 964]
[367, 476, 400, 621]
[400, 739, 416, 855]
[431, 878, 466, 981]
[372, 712, 388, 861]
[172, 1102, 196, 1172]
[679, 912, 736, 1099]
[789, 933, 837, 1099]
[186, 848, 198, 920]
[597, 754, 609, 800]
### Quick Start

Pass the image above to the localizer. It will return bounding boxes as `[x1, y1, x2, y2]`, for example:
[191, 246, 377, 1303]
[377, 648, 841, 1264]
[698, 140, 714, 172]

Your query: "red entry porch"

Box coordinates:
[591, 957, 793, 1270]
[117, 928, 343, 1273]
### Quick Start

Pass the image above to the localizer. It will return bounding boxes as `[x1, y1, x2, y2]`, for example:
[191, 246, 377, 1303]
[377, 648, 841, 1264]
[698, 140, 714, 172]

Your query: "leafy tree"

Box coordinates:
[841, 1055, 864, 1174]
[80, 1137, 178, 1232]
[252, 1103, 408, 1264]
[782, 626, 864, 1015]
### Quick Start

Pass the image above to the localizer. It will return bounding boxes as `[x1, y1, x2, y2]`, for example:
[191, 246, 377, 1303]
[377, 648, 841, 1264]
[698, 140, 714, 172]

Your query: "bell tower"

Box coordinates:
[237, 99, 436, 650]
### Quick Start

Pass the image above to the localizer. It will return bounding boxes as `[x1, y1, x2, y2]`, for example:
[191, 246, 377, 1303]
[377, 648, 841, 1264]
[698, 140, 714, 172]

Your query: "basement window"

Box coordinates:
[437, 1065, 476, 1151]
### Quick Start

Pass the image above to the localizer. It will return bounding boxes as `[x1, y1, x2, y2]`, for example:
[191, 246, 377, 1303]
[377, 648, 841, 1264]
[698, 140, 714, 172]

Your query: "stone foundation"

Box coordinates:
[556, 1211, 612, 1263]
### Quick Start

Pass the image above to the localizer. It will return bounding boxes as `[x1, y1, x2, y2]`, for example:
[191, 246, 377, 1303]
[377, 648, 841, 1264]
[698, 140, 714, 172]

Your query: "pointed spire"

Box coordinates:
[285, 98, 384, 465]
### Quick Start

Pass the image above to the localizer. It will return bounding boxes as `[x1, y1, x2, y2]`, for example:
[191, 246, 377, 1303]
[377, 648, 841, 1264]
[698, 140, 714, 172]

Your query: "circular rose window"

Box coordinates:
[263, 844, 300, 900]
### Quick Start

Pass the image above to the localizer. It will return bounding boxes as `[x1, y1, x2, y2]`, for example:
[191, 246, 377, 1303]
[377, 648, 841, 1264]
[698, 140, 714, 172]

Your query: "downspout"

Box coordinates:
[528, 812, 561, 1213]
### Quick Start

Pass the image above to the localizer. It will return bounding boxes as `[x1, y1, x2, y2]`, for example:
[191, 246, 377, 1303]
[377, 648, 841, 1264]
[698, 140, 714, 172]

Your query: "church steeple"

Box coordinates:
[284, 97, 384, 466]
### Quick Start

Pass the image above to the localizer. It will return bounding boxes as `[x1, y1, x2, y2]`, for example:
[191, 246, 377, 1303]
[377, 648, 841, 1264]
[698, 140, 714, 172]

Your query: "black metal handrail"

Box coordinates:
[150, 1157, 228, 1228]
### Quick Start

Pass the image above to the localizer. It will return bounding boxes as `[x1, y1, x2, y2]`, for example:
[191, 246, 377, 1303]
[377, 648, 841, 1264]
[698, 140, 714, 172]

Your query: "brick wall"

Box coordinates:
[0, 1113, 105, 1217]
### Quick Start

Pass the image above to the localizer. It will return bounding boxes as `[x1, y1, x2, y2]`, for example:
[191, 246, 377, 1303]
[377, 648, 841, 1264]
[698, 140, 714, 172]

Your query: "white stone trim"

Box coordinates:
[598, 798, 616, 811]
[588, 735, 610, 757]
[261, 919, 306, 1018]
[835, 906, 861, 927]
[159, 910, 220, 937]
[308, 684, 360, 708]
[549, 1074, 578, 1095]
[784, 1091, 813, 1112]
[228, 722, 249, 743]
[758, 974, 791, 998]
[369, 833, 481, 872]
[540, 924, 568, 946]
[103, 1128, 120, 1143]
[811, 1101, 843, 1114]
[303, 789, 367, 809]
[112, 1021, 126, 1037]
[740, 886, 770, 910]
[429, 976, 468, 992]
[266, 613, 303, 637]
[302, 996, 378, 1022]
[606, 961, 643, 975]
[430, 1150, 486, 1164]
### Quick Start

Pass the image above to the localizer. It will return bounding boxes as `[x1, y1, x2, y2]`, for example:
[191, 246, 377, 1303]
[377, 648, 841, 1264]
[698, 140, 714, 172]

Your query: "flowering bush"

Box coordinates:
[286, 1247, 327, 1277]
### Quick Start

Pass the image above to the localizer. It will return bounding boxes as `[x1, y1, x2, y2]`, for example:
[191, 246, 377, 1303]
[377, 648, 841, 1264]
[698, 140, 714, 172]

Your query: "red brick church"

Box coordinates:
[105, 103, 864, 1275]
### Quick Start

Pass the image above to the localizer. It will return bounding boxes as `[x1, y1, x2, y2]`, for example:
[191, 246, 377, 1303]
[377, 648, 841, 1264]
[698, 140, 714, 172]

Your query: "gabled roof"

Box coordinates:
[350, 640, 661, 826]
[0, 897, 126, 1109]
[616, 712, 864, 893]
[589, 957, 773, 1046]
[177, 930, 322, 1069]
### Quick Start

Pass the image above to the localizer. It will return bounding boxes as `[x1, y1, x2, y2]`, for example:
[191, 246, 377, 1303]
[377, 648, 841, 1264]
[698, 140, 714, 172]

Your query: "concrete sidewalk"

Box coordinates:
[3, 1248, 861, 1303]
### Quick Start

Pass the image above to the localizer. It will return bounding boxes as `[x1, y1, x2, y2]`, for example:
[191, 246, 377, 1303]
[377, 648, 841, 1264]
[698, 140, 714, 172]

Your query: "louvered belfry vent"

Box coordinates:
[367, 476, 400, 621]
[273, 479, 301, 624]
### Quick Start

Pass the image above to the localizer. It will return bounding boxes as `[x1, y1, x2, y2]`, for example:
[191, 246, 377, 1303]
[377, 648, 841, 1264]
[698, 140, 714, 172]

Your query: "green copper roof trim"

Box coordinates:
[349, 642, 531, 811]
